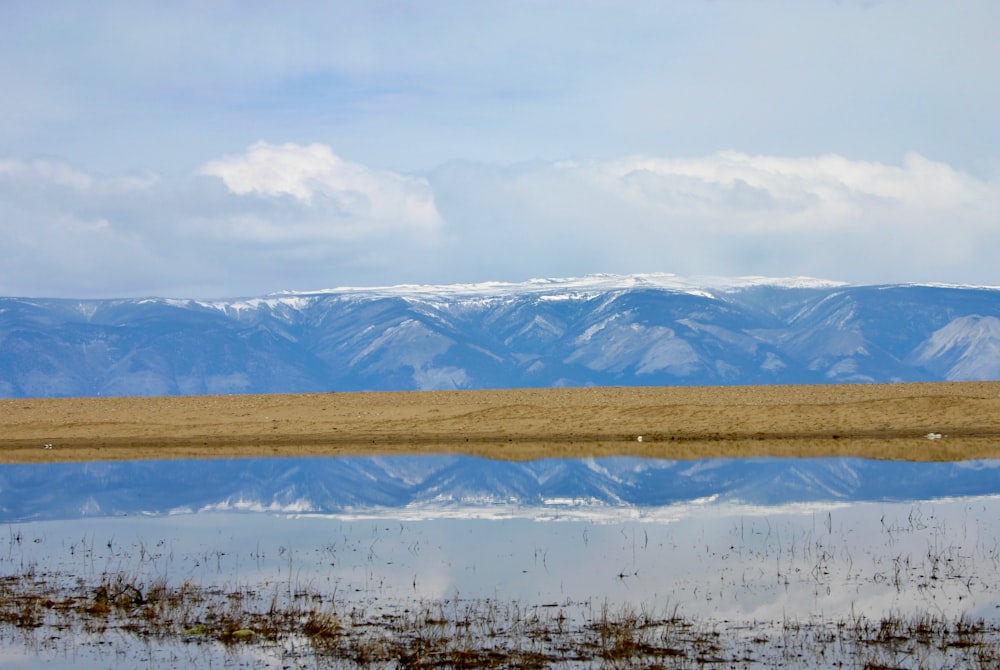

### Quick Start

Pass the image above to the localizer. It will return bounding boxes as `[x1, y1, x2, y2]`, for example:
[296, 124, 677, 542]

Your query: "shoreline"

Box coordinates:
[3, 381, 1000, 464]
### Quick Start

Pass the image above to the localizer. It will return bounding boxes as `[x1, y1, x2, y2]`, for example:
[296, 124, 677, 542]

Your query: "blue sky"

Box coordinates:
[1, 1, 998, 298]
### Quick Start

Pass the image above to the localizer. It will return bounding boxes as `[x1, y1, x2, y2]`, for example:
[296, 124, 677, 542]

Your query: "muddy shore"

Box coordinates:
[3, 382, 1000, 463]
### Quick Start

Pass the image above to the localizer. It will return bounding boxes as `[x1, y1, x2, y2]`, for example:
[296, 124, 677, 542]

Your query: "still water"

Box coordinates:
[1, 456, 999, 668]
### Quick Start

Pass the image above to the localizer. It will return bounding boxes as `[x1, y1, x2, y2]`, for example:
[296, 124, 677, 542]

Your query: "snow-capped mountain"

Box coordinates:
[3, 273, 1000, 398]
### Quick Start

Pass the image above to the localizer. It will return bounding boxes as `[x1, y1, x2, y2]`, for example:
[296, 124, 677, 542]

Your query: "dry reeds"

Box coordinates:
[3, 563, 999, 668]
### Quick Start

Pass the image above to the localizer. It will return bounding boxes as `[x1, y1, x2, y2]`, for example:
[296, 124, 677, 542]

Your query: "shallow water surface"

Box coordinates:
[2, 456, 999, 668]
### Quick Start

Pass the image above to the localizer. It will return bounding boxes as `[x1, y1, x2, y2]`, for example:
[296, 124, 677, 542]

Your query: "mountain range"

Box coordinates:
[3, 273, 1000, 398]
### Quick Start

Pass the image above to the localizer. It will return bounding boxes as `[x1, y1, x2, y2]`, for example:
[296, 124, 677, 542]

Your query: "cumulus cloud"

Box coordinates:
[567, 152, 996, 235]
[199, 142, 443, 238]
[602, 155, 863, 218]
[1, 147, 999, 298]
[0, 144, 447, 297]
[429, 152, 1000, 285]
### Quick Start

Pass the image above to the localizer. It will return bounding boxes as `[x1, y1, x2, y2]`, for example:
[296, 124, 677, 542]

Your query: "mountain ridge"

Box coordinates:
[4, 273, 1000, 398]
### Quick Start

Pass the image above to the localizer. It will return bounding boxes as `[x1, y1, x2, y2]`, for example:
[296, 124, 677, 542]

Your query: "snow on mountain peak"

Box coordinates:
[276, 273, 846, 302]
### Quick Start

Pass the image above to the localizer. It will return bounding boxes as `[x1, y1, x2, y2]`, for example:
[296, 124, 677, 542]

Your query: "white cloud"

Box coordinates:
[0, 158, 158, 194]
[0, 146, 449, 297]
[1, 147, 999, 298]
[567, 151, 995, 231]
[199, 142, 444, 241]
[428, 152, 1000, 286]
[0, 158, 95, 190]
[1, 2, 997, 299]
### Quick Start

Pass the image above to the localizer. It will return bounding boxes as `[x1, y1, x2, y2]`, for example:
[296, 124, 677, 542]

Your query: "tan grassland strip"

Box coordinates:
[2, 382, 1000, 463]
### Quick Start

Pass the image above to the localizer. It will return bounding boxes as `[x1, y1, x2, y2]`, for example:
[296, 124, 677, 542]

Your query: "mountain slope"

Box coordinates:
[3, 274, 1000, 397]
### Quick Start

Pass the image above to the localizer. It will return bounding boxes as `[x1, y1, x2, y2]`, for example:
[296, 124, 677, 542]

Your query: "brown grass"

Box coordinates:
[3, 382, 1000, 463]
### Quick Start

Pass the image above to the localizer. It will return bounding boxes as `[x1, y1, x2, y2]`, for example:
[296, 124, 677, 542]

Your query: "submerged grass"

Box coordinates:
[2, 564, 1000, 668]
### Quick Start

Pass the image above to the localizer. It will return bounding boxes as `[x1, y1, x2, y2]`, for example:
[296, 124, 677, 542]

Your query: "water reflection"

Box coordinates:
[2, 456, 999, 668]
[7, 499, 1000, 623]
[2, 455, 1000, 521]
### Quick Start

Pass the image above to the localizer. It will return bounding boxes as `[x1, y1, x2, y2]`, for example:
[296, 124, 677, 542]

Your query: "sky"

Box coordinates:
[1, 0, 999, 299]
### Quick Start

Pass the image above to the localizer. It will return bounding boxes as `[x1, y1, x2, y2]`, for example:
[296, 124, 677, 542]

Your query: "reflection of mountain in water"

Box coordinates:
[3, 456, 1000, 522]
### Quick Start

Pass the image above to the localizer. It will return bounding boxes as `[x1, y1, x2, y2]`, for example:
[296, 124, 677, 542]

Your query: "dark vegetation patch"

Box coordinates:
[2, 566, 999, 668]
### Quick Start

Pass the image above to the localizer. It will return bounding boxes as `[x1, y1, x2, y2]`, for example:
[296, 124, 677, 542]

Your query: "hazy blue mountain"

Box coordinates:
[2, 455, 999, 521]
[3, 274, 1000, 397]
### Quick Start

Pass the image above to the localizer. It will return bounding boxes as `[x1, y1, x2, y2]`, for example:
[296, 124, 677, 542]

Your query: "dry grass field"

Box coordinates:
[3, 381, 1000, 464]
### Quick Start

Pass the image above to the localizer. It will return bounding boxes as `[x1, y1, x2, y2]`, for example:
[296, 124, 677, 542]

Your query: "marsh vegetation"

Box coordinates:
[3, 563, 999, 668]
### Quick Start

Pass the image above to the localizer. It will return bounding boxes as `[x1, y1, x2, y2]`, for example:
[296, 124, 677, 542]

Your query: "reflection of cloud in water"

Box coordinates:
[5, 496, 1000, 625]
